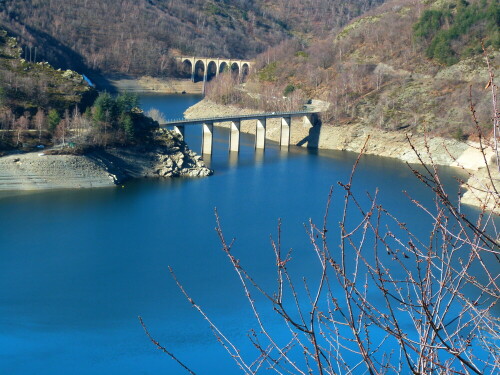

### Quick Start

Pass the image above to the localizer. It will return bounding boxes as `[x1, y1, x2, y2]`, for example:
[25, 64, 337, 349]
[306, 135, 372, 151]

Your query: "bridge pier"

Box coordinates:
[255, 118, 266, 149]
[303, 115, 313, 128]
[174, 125, 185, 138]
[280, 117, 291, 149]
[202, 122, 214, 155]
[229, 120, 241, 152]
[202, 69, 208, 94]
[164, 109, 319, 156]
[191, 56, 196, 82]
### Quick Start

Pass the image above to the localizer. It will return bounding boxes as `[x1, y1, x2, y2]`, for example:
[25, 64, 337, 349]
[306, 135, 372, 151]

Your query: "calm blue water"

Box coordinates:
[0, 94, 492, 374]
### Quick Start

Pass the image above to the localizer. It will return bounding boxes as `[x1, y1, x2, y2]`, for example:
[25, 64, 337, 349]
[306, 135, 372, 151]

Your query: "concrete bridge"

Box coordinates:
[163, 110, 318, 155]
[176, 56, 253, 83]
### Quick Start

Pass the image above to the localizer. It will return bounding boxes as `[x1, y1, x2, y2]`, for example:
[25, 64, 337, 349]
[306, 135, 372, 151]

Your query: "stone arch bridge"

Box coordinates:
[176, 56, 253, 82]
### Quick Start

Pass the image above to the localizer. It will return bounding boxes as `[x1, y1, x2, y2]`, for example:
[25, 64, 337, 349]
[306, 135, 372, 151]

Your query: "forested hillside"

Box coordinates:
[206, 0, 499, 139]
[0, 29, 163, 155]
[0, 0, 385, 76]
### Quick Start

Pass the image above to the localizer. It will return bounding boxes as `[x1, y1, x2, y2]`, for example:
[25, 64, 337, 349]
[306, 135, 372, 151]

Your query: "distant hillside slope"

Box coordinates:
[207, 0, 499, 139]
[0, 0, 385, 77]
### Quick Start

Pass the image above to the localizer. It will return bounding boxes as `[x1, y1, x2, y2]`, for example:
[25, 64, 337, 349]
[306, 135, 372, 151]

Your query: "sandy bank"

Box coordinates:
[185, 99, 499, 213]
[0, 153, 116, 190]
[108, 76, 203, 94]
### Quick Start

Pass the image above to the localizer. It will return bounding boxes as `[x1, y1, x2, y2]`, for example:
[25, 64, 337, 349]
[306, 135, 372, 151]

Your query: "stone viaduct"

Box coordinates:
[176, 56, 253, 82]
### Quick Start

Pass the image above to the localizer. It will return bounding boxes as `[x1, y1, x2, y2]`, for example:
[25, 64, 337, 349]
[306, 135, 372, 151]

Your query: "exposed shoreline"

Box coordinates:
[0, 130, 212, 191]
[184, 99, 500, 213]
[106, 76, 203, 94]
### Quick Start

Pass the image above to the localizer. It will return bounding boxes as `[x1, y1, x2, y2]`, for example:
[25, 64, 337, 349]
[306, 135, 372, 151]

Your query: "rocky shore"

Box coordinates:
[185, 99, 499, 213]
[0, 129, 212, 191]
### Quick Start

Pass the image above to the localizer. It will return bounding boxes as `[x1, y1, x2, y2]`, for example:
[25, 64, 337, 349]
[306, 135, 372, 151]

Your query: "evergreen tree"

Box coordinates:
[121, 113, 134, 141]
[47, 109, 61, 133]
[93, 92, 117, 123]
[116, 93, 139, 114]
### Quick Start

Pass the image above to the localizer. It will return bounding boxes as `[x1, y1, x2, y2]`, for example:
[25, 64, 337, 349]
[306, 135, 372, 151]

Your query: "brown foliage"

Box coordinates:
[0, 0, 386, 76]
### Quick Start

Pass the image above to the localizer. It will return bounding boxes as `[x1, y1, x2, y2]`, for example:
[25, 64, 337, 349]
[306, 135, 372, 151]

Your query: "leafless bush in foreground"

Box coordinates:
[140, 139, 499, 373]
[140, 56, 500, 375]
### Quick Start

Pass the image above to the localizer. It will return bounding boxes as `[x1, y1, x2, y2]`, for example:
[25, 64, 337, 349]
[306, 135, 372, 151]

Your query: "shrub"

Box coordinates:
[414, 0, 500, 65]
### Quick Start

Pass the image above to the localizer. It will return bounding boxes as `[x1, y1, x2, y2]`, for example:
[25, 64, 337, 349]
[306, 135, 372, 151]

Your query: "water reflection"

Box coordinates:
[228, 151, 239, 168]
[254, 148, 265, 166]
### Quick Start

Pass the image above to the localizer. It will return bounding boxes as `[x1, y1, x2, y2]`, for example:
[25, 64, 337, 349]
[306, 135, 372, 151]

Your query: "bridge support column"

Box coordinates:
[280, 117, 291, 149]
[255, 118, 266, 149]
[229, 120, 241, 152]
[174, 125, 185, 139]
[202, 70, 208, 95]
[202, 122, 214, 155]
[303, 115, 313, 128]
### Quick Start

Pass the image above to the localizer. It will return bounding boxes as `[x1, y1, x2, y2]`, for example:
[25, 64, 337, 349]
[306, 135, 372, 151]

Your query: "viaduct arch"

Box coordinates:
[176, 56, 253, 83]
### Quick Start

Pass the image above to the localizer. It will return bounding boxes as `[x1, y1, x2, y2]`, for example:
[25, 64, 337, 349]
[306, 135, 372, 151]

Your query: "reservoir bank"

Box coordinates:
[0, 93, 494, 374]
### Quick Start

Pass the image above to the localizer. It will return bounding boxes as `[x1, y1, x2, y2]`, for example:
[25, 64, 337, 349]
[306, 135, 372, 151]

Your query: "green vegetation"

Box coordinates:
[91, 92, 141, 142]
[47, 109, 61, 133]
[414, 0, 500, 65]
[0, 29, 96, 115]
[205, 3, 228, 18]
[283, 84, 296, 96]
[294, 51, 309, 58]
[258, 62, 279, 82]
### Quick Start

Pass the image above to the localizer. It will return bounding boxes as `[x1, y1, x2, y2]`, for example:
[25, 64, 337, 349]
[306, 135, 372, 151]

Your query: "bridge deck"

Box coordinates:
[162, 110, 318, 126]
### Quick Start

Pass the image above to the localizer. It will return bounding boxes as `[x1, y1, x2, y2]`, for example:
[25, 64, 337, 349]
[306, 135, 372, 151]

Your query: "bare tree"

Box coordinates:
[34, 108, 46, 142]
[0, 109, 14, 140]
[15, 113, 29, 146]
[140, 55, 500, 375]
[54, 110, 70, 146]
[146, 108, 166, 124]
[144, 138, 498, 374]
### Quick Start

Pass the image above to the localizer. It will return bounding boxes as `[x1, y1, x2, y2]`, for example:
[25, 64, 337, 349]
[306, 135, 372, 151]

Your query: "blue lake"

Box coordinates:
[0, 94, 492, 374]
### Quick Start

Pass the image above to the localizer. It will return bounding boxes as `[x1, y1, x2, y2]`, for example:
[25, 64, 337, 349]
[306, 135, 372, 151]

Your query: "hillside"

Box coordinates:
[0, 29, 155, 155]
[206, 0, 499, 139]
[0, 0, 385, 77]
[0, 27, 89, 152]
[0, 30, 95, 113]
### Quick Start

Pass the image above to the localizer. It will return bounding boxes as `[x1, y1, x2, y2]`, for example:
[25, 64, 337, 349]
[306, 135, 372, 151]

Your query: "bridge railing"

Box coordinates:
[162, 110, 319, 126]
